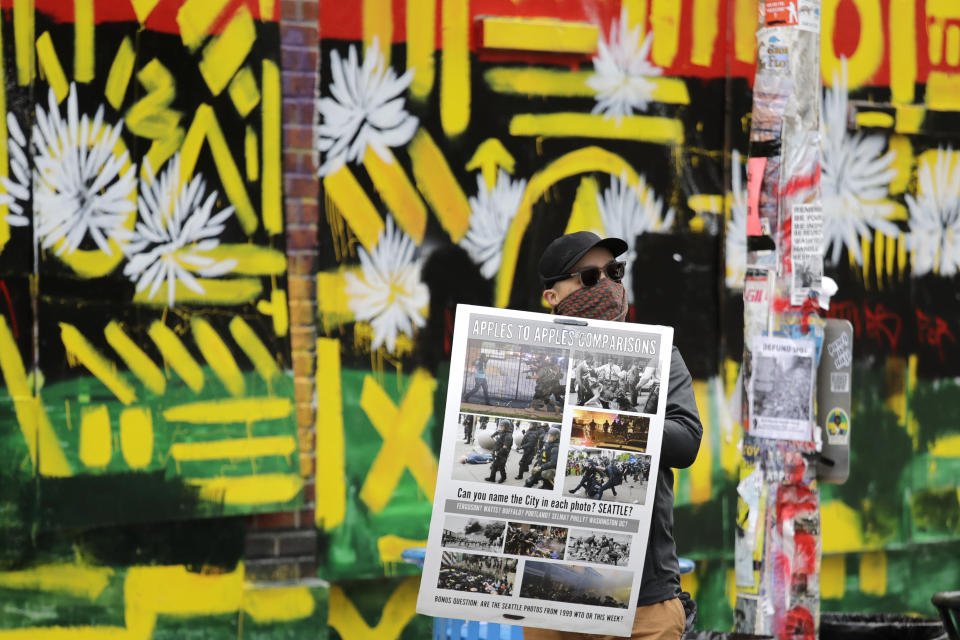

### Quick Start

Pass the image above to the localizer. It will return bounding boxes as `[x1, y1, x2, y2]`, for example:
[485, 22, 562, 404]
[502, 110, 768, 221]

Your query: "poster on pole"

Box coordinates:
[748, 336, 815, 441]
[416, 305, 674, 637]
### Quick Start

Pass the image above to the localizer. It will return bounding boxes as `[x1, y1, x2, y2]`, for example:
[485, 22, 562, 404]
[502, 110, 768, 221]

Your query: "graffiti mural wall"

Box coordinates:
[315, 0, 960, 633]
[0, 0, 958, 637]
[0, 1, 310, 637]
[0, 0, 301, 534]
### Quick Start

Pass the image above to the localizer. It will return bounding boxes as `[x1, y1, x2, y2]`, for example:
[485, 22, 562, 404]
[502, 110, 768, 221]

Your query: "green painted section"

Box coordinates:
[0, 367, 300, 532]
[320, 368, 435, 581]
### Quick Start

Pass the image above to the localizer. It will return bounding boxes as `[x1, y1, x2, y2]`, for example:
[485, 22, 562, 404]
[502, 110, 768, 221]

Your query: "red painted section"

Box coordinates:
[25, 0, 275, 34]
[317, 0, 947, 86]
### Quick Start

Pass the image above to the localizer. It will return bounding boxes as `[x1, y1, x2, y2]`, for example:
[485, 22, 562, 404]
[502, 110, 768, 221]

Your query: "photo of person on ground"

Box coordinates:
[523, 231, 703, 640]
[460, 340, 568, 422]
[452, 418, 560, 490]
[568, 352, 662, 414]
[504, 523, 568, 559]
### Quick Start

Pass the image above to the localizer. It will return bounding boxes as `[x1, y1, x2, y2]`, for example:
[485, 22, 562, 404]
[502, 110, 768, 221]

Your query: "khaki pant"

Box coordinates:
[522, 598, 686, 640]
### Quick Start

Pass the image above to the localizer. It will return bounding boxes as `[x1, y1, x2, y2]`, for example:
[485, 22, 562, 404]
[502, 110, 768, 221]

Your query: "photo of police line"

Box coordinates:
[570, 408, 650, 452]
[442, 515, 631, 568]
[441, 516, 506, 553]
[452, 414, 561, 490]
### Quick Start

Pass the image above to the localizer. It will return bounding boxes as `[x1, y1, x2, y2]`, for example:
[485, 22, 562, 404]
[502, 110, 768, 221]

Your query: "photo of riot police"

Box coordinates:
[565, 530, 631, 567]
[564, 448, 652, 505]
[438, 552, 517, 596]
[519, 561, 632, 609]
[441, 516, 506, 553]
[452, 417, 562, 491]
[567, 351, 662, 414]
[504, 522, 568, 559]
[460, 339, 568, 422]
[570, 408, 649, 452]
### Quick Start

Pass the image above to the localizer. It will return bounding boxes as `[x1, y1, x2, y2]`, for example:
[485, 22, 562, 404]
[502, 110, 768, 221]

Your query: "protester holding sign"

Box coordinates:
[417, 231, 699, 637]
[528, 232, 703, 640]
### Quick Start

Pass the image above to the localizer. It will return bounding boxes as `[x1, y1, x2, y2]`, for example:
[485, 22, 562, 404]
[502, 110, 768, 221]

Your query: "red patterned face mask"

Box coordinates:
[554, 278, 628, 322]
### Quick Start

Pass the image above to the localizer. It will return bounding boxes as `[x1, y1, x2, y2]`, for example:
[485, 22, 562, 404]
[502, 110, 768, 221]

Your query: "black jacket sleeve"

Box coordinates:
[543, 443, 559, 469]
[660, 346, 703, 469]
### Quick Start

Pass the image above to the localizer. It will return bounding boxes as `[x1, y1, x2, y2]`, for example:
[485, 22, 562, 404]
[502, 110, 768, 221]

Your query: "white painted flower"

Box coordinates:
[345, 216, 429, 353]
[821, 58, 898, 264]
[0, 113, 30, 228]
[596, 174, 675, 302]
[460, 170, 527, 279]
[116, 155, 237, 307]
[726, 149, 748, 290]
[588, 7, 663, 120]
[906, 147, 960, 276]
[315, 37, 419, 177]
[32, 83, 136, 255]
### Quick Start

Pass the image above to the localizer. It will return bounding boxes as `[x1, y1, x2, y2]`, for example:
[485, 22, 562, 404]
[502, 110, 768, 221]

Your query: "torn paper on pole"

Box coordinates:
[790, 203, 824, 305]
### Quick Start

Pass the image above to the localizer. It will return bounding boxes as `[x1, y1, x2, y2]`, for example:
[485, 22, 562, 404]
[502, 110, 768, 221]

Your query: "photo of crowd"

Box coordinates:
[567, 352, 661, 414]
[441, 516, 506, 552]
[564, 448, 652, 505]
[437, 552, 517, 596]
[566, 531, 632, 567]
[460, 340, 569, 422]
[504, 523, 568, 559]
[751, 352, 814, 421]
[570, 409, 649, 452]
[519, 561, 633, 609]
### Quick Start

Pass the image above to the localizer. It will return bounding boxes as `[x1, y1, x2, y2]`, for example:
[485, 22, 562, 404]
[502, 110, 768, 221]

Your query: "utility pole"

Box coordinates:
[734, 2, 838, 639]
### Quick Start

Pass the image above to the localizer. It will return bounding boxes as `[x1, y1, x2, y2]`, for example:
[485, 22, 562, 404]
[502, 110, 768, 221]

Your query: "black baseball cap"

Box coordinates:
[538, 231, 628, 287]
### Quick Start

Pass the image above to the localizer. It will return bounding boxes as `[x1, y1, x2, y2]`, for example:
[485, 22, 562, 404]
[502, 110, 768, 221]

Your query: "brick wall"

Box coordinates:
[245, 0, 320, 582]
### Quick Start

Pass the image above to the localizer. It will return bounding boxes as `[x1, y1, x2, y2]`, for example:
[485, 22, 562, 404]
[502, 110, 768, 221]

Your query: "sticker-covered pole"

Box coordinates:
[735, 1, 826, 639]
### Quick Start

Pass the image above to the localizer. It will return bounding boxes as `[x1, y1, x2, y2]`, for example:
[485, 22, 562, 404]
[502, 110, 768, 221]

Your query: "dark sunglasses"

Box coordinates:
[552, 260, 626, 287]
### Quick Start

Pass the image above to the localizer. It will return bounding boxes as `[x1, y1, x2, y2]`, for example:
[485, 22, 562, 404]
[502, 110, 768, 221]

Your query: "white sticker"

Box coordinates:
[830, 372, 850, 393]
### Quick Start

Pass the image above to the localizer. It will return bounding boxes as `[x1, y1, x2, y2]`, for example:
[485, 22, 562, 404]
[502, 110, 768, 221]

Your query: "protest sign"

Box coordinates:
[416, 305, 674, 636]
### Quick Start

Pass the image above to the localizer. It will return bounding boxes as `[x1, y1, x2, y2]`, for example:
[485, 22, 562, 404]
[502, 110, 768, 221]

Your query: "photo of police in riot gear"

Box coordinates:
[570, 408, 649, 452]
[460, 339, 568, 422]
[438, 552, 517, 596]
[563, 448, 652, 505]
[565, 530, 632, 567]
[503, 522, 568, 559]
[452, 417, 562, 491]
[567, 351, 661, 414]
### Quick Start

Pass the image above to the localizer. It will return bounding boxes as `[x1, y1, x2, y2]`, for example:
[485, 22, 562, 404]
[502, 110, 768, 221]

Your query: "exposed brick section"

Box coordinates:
[245, 0, 320, 581]
[245, 533, 279, 559]
[276, 530, 318, 556]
